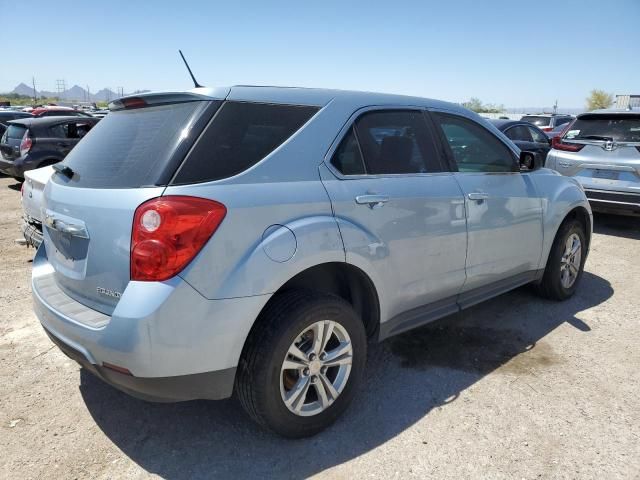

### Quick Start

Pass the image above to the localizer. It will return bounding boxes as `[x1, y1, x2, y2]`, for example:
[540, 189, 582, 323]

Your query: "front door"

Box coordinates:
[431, 111, 543, 294]
[321, 109, 467, 328]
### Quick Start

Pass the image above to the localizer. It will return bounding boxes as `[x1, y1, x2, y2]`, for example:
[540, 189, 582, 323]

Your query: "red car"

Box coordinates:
[30, 106, 93, 118]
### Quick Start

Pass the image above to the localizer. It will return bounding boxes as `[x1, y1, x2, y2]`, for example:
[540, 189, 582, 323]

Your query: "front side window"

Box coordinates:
[353, 110, 442, 175]
[528, 126, 548, 143]
[434, 113, 517, 173]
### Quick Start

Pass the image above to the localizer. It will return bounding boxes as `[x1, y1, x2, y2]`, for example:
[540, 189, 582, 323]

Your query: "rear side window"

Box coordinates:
[521, 116, 551, 127]
[353, 110, 442, 174]
[434, 113, 517, 173]
[564, 114, 640, 142]
[5, 124, 27, 140]
[173, 102, 319, 184]
[331, 127, 366, 175]
[53, 101, 210, 188]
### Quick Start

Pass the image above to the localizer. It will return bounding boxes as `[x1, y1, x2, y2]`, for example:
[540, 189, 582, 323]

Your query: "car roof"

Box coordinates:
[579, 108, 640, 117]
[489, 119, 527, 129]
[0, 111, 32, 117]
[8, 116, 98, 127]
[122, 85, 470, 115]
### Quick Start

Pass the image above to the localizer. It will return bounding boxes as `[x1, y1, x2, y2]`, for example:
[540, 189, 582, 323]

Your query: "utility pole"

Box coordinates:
[553, 99, 558, 114]
[86, 85, 91, 103]
[32, 77, 37, 104]
[56, 79, 66, 100]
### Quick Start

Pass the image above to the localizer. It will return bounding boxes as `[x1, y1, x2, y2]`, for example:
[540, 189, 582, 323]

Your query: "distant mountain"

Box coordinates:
[8, 83, 150, 102]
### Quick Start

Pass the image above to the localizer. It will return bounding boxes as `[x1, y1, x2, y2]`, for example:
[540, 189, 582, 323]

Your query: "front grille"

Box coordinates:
[585, 189, 640, 205]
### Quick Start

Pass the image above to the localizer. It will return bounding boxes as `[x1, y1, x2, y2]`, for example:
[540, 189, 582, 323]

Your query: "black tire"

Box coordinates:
[236, 290, 367, 438]
[537, 219, 587, 300]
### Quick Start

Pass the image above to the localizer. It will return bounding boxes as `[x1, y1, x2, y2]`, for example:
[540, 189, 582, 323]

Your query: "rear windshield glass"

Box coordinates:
[52, 101, 210, 188]
[5, 124, 27, 140]
[520, 116, 551, 127]
[172, 101, 319, 184]
[564, 115, 640, 142]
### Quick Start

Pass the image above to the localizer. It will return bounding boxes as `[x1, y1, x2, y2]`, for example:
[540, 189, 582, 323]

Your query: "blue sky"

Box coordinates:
[1, 0, 638, 108]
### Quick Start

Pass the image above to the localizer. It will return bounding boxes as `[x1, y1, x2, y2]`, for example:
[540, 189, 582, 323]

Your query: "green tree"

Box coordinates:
[586, 89, 614, 111]
[462, 97, 504, 114]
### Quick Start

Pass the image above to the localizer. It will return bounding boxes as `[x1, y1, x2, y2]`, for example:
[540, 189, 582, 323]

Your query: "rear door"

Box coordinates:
[0, 123, 27, 160]
[431, 111, 543, 295]
[321, 108, 467, 329]
[42, 98, 216, 314]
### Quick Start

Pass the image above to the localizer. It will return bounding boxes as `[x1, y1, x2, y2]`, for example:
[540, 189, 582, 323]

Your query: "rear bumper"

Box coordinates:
[585, 189, 640, 216]
[32, 246, 271, 402]
[21, 218, 43, 248]
[0, 158, 24, 178]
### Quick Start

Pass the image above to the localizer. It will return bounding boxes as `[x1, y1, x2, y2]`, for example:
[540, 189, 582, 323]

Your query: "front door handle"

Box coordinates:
[467, 192, 490, 201]
[355, 194, 390, 209]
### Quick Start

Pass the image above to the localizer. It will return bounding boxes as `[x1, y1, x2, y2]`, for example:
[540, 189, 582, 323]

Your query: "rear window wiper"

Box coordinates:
[573, 135, 614, 141]
[52, 163, 75, 179]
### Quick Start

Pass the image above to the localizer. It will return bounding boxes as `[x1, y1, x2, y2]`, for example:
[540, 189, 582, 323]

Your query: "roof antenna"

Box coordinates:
[178, 50, 203, 88]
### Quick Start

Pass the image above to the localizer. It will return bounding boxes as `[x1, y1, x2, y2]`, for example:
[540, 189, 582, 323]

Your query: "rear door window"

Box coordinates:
[528, 126, 549, 143]
[173, 101, 319, 184]
[353, 110, 443, 174]
[4, 124, 27, 140]
[434, 113, 517, 173]
[52, 101, 212, 188]
[505, 125, 533, 142]
[331, 127, 366, 175]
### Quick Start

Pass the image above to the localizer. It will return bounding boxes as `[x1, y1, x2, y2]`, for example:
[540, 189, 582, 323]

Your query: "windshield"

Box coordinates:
[564, 114, 640, 142]
[520, 116, 551, 127]
[53, 100, 214, 188]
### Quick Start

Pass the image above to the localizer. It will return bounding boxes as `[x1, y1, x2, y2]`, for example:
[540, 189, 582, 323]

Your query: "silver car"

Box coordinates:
[33, 86, 592, 437]
[547, 109, 640, 216]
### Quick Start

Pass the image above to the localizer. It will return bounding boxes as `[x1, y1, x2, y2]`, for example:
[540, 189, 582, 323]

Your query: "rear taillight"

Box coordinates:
[551, 120, 584, 152]
[19, 132, 32, 156]
[541, 127, 552, 132]
[131, 196, 226, 281]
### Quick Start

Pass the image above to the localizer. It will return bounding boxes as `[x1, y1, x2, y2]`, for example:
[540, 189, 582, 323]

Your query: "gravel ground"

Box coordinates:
[0, 174, 638, 480]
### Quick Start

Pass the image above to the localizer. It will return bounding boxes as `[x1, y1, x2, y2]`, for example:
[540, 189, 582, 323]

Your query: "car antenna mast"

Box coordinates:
[178, 50, 203, 88]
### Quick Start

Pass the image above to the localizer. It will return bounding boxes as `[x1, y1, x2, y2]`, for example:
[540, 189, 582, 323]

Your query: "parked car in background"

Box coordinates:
[490, 119, 551, 165]
[31, 106, 94, 118]
[520, 113, 574, 132]
[0, 116, 99, 179]
[21, 165, 54, 248]
[545, 122, 571, 141]
[33, 86, 591, 438]
[546, 109, 640, 216]
[0, 110, 33, 122]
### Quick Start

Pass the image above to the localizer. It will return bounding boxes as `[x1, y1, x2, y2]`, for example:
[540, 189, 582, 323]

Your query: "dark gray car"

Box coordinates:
[0, 116, 99, 179]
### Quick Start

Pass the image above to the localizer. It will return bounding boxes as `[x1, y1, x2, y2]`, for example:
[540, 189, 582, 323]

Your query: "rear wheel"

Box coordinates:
[537, 219, 586, 300]
[236, 291, 367, 438]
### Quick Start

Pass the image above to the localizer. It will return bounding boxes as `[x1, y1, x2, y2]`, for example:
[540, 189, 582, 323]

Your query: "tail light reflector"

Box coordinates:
[19, 132, 32, 156]
[131, 196, 226, 281]
[552, 120, 584, 152]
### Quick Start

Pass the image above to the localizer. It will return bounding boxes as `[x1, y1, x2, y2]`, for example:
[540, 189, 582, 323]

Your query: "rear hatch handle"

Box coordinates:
[44, 212, 89, 239]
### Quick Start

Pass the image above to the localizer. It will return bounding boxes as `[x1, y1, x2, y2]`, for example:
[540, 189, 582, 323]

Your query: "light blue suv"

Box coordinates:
[33, 86, 592, 437]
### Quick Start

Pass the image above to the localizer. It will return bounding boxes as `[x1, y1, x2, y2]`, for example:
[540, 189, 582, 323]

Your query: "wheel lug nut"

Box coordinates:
[308, 353, 316, 361]
[321, 366, 327, 374]
[303, 368, 309, 376]
[311, 375, 317, 383]
[320, 352, 326, 360]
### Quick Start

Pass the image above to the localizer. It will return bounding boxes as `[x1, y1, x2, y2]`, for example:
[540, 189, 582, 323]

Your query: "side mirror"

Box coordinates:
[519, 151, 542, 171]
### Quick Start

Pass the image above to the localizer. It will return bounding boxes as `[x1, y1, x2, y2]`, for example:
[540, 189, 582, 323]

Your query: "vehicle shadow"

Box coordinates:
[593, 213, 640, 240]
[7, 180, 22, 191]
[80, 271, 612, 479]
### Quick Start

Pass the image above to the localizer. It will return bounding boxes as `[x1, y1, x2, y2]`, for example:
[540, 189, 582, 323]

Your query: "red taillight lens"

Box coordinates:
[541, 127, 552, 132]
[552, 120, 584, 152]
[131, 196, 226, 281]
[19, 133, 32, 156]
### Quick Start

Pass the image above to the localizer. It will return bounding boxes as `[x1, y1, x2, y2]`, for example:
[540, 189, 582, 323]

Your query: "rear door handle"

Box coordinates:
[355, 194, 390, 209]
[467, 192, 490, 201]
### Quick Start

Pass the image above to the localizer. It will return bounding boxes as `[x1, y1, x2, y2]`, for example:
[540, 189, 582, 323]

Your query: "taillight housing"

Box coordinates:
[19, 131, 32, 157]
[551, 121, 584, 152]
[131, 196, 226, 281]
[541, 126, 552, 132]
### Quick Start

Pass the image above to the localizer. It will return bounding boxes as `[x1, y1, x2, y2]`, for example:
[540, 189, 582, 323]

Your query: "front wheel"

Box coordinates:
[236, 291, 367, 438]
[537, 219, 587, 300]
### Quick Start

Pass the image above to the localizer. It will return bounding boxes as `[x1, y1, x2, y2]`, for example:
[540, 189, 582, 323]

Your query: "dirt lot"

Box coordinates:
[0, 175, 638, 480]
